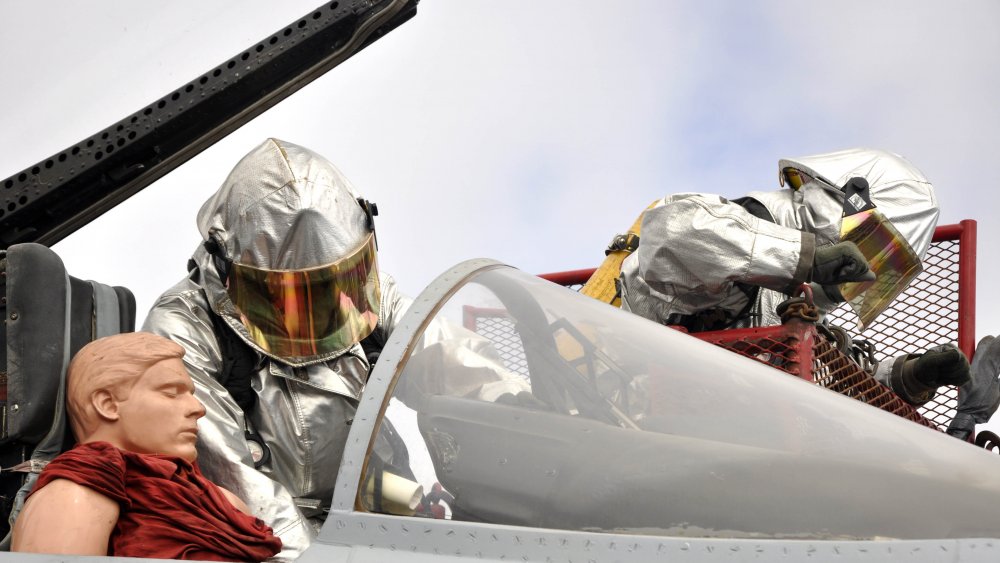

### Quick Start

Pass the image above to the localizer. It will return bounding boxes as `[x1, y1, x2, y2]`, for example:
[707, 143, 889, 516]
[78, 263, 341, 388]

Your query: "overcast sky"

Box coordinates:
[2, 3, 998, 345]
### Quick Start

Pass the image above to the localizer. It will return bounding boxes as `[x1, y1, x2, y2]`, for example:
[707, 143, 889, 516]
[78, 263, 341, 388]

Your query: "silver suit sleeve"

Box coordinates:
[620, 193, 811, 325]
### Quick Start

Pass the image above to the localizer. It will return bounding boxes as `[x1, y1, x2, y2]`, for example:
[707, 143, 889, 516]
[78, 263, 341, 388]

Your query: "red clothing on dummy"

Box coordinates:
[32, 441, 281, 562]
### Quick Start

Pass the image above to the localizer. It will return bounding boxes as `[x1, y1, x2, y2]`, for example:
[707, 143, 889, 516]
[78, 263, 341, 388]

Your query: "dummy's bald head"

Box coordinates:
[66, 332, 186, 441]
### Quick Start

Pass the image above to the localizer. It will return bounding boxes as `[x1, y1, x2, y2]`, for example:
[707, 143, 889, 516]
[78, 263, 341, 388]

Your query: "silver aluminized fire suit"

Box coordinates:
[619, 148, 940, 383]
[620, 147, 939, 328]
[144, 250, 401, 560]
[143, 139, 524, 561]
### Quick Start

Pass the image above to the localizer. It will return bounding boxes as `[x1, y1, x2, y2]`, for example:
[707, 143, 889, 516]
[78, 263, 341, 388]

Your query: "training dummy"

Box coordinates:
[619, 148, 971, 405]
[11, 332, 281, 561]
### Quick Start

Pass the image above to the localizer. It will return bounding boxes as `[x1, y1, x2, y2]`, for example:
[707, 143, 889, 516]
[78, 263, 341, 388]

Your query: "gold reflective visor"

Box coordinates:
[838, 209, 922, 330]
[781, 167, 817, 190]
[227, 233, 381, 360]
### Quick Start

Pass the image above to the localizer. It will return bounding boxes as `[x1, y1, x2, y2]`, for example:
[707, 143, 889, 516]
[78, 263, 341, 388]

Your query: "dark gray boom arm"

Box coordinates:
[0, 0, 417, 248]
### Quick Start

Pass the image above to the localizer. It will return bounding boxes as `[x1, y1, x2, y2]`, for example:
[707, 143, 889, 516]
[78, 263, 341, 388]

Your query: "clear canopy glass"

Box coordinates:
[360, 264, 1000, 540]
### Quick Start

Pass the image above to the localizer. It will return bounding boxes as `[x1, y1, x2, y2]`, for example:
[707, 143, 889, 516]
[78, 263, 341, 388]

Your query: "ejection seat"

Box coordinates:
[0, 242, 136, 544]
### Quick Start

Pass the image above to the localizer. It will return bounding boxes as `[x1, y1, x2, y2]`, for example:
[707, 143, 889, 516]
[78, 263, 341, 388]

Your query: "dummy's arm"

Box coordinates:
[218, 485, 251, 514]
[12, 478, 119, 555]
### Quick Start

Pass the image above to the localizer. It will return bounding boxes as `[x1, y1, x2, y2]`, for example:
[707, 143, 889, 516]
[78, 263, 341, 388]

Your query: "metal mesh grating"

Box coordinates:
[698, 323, 939, 429]
[827, 240, 960, 358]
[462, 305, 939, 428]
[467, 314, 530, 377]
[533, 223, 975, 433]
[826, 238, 963, 429]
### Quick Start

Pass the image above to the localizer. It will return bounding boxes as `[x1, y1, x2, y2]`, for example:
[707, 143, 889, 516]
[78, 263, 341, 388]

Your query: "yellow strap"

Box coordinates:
[580, 200, 659, 306]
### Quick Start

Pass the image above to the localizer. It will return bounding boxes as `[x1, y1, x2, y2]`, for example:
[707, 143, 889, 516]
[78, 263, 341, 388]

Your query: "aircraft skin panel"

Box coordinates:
[0, 519, 997, 563]
[0, 553, 240, 563]
[310, 510, 1000, 563]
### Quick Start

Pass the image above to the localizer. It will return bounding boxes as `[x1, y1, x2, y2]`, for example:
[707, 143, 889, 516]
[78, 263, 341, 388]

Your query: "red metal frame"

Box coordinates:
[695, 318, 816, 382]
[531, 222, 978, 432]
[538, 222, 978, 358]
[939, 220, 978, 358]
[464, 224, 977, 431]
[692, 318, 940, 429]
[470, 280, 943, 429]
[538, 268, 595, 287]
[538, 269, 592, 286]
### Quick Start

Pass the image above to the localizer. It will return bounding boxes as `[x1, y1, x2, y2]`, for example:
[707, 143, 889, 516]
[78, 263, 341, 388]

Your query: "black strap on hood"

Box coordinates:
[204, 296, 260, 415]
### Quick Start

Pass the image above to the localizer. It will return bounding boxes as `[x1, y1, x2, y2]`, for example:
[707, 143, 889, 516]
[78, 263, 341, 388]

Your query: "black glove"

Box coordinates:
[890, 343, 972, 406]
[811, 241, 876, 286]
[912, 343, 972, 387]
[947, 335, 1000, 441]
[809, 281, 845, 305]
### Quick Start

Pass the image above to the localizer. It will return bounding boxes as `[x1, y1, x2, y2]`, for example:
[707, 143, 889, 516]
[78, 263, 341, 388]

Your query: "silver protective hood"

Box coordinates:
[197, 137, 369, 270]
[759, 147, 939, 258]
[195, 138, 375, 366]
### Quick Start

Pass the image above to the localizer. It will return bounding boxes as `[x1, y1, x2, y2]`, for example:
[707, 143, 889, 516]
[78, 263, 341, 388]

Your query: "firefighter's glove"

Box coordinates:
[811, 242, 875, 286]
[890, 343, 971, 406]
[913, 343, 972, 387]
[947, 335, 1000, 441]
[809, 282, 845, 306]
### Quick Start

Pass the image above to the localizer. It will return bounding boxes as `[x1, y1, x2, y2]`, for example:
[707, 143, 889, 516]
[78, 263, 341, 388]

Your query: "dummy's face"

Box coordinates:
[114, 357, 206, 462]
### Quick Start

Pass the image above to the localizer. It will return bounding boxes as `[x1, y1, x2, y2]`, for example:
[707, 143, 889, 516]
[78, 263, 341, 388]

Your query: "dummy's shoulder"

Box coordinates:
[36, 442, 130, 506]
[51, 441, 126, 466]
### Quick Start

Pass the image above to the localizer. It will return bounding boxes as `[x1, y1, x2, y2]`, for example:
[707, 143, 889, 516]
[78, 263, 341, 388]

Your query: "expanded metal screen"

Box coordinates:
[824, 223, 977, 428]
[520, 222, 977, 432]
[694, 321, 939, 429]
[462, 307, 530, 378]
